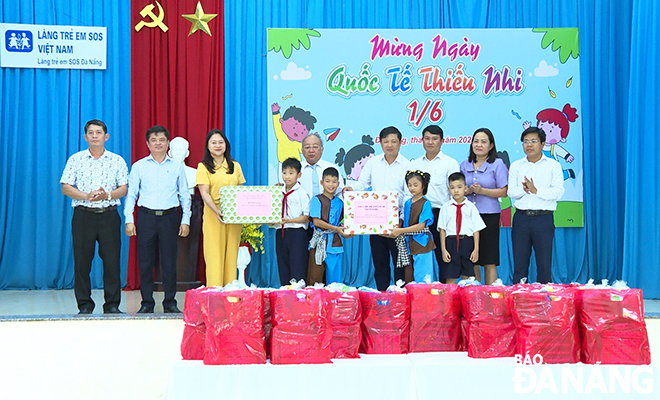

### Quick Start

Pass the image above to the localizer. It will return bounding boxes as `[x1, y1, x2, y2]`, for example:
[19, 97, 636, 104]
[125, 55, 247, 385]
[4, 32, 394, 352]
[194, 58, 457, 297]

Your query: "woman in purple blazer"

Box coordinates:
[460, 128, 509, 284]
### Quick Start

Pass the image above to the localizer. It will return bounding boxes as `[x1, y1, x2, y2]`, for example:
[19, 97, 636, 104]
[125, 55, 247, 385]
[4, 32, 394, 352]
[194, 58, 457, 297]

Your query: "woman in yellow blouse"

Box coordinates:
[196, 129, 246, 286]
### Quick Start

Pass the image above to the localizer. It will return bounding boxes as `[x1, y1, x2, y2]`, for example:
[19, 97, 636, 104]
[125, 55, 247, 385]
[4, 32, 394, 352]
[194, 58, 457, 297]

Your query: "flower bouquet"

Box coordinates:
[240, 224, 265, 254]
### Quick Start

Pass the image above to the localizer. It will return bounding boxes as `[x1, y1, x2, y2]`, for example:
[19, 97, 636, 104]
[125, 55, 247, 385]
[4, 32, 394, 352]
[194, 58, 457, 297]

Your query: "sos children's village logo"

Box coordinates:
[512, 353, 656, 395]
[5, 30, 33, 52]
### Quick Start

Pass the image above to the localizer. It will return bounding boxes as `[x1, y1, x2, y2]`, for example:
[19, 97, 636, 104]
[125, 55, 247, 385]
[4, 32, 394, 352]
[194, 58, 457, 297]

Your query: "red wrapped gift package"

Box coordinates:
[359, 290, 410, 354]
[270, 289, 332, 364]
[461, 285, 516, 358]
[407, 283, 462, 352]
[509, 285, 580, 364]
[261, 289, 273, 357]
[578, 287, 651, 364]
[181, 287, 210, 360]
[459, 318, 469, 352]
[201, 289, 266, 365]
[325, 290, 362, 358]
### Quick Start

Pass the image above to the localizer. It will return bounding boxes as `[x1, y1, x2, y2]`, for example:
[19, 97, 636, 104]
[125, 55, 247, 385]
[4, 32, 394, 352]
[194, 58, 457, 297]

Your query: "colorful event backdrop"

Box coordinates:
[267, 28, 583, 227]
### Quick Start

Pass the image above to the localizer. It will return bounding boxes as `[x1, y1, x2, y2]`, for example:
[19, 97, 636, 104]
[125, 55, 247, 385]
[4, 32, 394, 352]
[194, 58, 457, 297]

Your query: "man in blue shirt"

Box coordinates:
[125, 125, 192, 313]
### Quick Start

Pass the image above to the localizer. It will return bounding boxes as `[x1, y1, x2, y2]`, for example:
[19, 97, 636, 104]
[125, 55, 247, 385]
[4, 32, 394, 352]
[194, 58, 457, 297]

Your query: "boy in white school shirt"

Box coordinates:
[438, 172, 486, 284]
[275, 157, 311, 286]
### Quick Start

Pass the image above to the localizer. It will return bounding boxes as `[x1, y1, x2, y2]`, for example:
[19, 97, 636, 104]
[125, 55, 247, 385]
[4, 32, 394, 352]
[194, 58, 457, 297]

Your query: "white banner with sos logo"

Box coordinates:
[1, 23, 106, 69]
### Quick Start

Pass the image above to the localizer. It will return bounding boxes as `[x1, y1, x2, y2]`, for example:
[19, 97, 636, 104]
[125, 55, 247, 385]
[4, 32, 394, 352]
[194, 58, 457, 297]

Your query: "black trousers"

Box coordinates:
[71, 207, 121, 312]
[136, 208, 179, 308]
[429, 207, 446, 283]
[445, 236, 475, 279]
[512, 212, 555, 284]
[370, 234, 402, 291]
[275, 228, 309, 286]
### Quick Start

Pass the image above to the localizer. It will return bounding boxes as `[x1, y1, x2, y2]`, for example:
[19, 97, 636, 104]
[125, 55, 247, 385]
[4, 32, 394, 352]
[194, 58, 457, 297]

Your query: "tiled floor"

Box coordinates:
[645, 299, 660, 318]
[0, 288, 658, 319]
[0, 289, 187, 319]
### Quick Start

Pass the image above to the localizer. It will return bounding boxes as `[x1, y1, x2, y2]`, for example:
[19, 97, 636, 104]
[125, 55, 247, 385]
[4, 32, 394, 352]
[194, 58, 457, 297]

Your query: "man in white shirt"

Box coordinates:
[300, 133, 344, 198]
[60, 119, 128, 314]
[508, 127, 565, 284]
[345, 126, 410, 290]
[409, 125, 459, 282]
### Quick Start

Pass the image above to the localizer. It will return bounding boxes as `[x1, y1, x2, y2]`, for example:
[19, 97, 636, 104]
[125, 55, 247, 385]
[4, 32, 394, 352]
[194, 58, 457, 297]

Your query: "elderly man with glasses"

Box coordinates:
[299, 133, 344, 199]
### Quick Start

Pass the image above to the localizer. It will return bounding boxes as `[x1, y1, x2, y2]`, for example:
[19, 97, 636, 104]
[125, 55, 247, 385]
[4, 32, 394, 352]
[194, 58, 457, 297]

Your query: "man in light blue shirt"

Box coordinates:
[125, 125, 192, 313]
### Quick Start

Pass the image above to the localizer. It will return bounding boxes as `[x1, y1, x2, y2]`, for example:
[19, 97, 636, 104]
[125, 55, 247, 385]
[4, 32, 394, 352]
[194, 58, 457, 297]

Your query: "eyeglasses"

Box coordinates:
[303, 145, 322, 151]
[523, 140, 540, 145]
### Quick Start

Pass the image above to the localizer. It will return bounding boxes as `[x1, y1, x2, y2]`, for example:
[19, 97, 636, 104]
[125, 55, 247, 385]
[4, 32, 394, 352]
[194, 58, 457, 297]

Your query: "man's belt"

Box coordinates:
[76, 205, 117, 214]
[519, 209, 553, 217]
[141, 206, 178, 216]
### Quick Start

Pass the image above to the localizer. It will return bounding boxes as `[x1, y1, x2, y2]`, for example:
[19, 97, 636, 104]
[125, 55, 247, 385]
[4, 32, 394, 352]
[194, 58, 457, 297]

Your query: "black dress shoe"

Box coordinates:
[78, 308, 93, 315]
[103, 306, 123, 314]
[137, 305, 154, 314]
[163, 305, 182, 313]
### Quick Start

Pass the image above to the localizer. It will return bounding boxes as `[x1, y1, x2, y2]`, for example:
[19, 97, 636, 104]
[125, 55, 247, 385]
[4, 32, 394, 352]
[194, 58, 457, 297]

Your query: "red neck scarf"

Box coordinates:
[453, 202, 464, 252]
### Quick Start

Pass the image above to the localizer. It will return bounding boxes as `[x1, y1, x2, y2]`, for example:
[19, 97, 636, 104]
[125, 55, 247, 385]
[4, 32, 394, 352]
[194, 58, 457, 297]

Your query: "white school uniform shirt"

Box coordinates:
[276, 182, 310, 230]
[437, 198, 486, 236]
[507, 155, 565, 211]
[409, 150, 460, 209]
[300, 158, 344, 198]
[351, 153, 411, 213]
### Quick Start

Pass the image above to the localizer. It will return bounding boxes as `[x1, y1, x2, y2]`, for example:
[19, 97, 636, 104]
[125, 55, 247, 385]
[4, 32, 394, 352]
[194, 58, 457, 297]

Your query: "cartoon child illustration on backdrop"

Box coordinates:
[271, 102, 317, 162]
[335, 135, 375, 182]
[524, 103, 579, 180]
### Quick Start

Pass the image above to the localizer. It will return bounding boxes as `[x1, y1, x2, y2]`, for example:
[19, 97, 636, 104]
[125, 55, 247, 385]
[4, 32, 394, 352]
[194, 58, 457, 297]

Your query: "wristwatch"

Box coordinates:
[107, 191, 112, 201]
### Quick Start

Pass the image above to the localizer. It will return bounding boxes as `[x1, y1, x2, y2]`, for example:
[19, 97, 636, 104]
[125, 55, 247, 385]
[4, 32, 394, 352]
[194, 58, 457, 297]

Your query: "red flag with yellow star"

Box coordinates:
[127, 0, 223, 289]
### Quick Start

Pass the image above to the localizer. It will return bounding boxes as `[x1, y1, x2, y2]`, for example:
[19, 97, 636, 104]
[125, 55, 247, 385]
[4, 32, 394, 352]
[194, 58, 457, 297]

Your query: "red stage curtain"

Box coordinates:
[126, 0, 224, 290]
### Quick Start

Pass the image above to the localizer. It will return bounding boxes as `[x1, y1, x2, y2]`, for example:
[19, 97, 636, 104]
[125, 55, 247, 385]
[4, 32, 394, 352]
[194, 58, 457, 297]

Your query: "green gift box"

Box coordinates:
[219, 186, 283, 224]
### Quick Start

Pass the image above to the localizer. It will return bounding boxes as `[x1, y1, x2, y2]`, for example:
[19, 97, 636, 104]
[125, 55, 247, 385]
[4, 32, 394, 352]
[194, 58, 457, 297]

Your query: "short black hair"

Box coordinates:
[84, 119, 107, 134]
[146, 125, 170, 141]
[521, 126, 546, 143]
[379, 126, 402, 141]
[282, 157, 302, 173]
[422, 125, 444, 140]
[448, 172, 466, 184]
[322, 167, 339, 179]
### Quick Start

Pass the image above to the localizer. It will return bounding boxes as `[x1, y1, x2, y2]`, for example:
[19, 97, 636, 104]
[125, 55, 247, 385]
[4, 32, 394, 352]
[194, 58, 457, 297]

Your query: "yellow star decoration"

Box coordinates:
[181, 1, 218, 36]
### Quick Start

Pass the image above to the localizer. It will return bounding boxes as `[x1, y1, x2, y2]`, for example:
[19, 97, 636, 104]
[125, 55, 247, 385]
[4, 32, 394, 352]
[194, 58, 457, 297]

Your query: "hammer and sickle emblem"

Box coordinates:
[134, 1, 169, 32]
